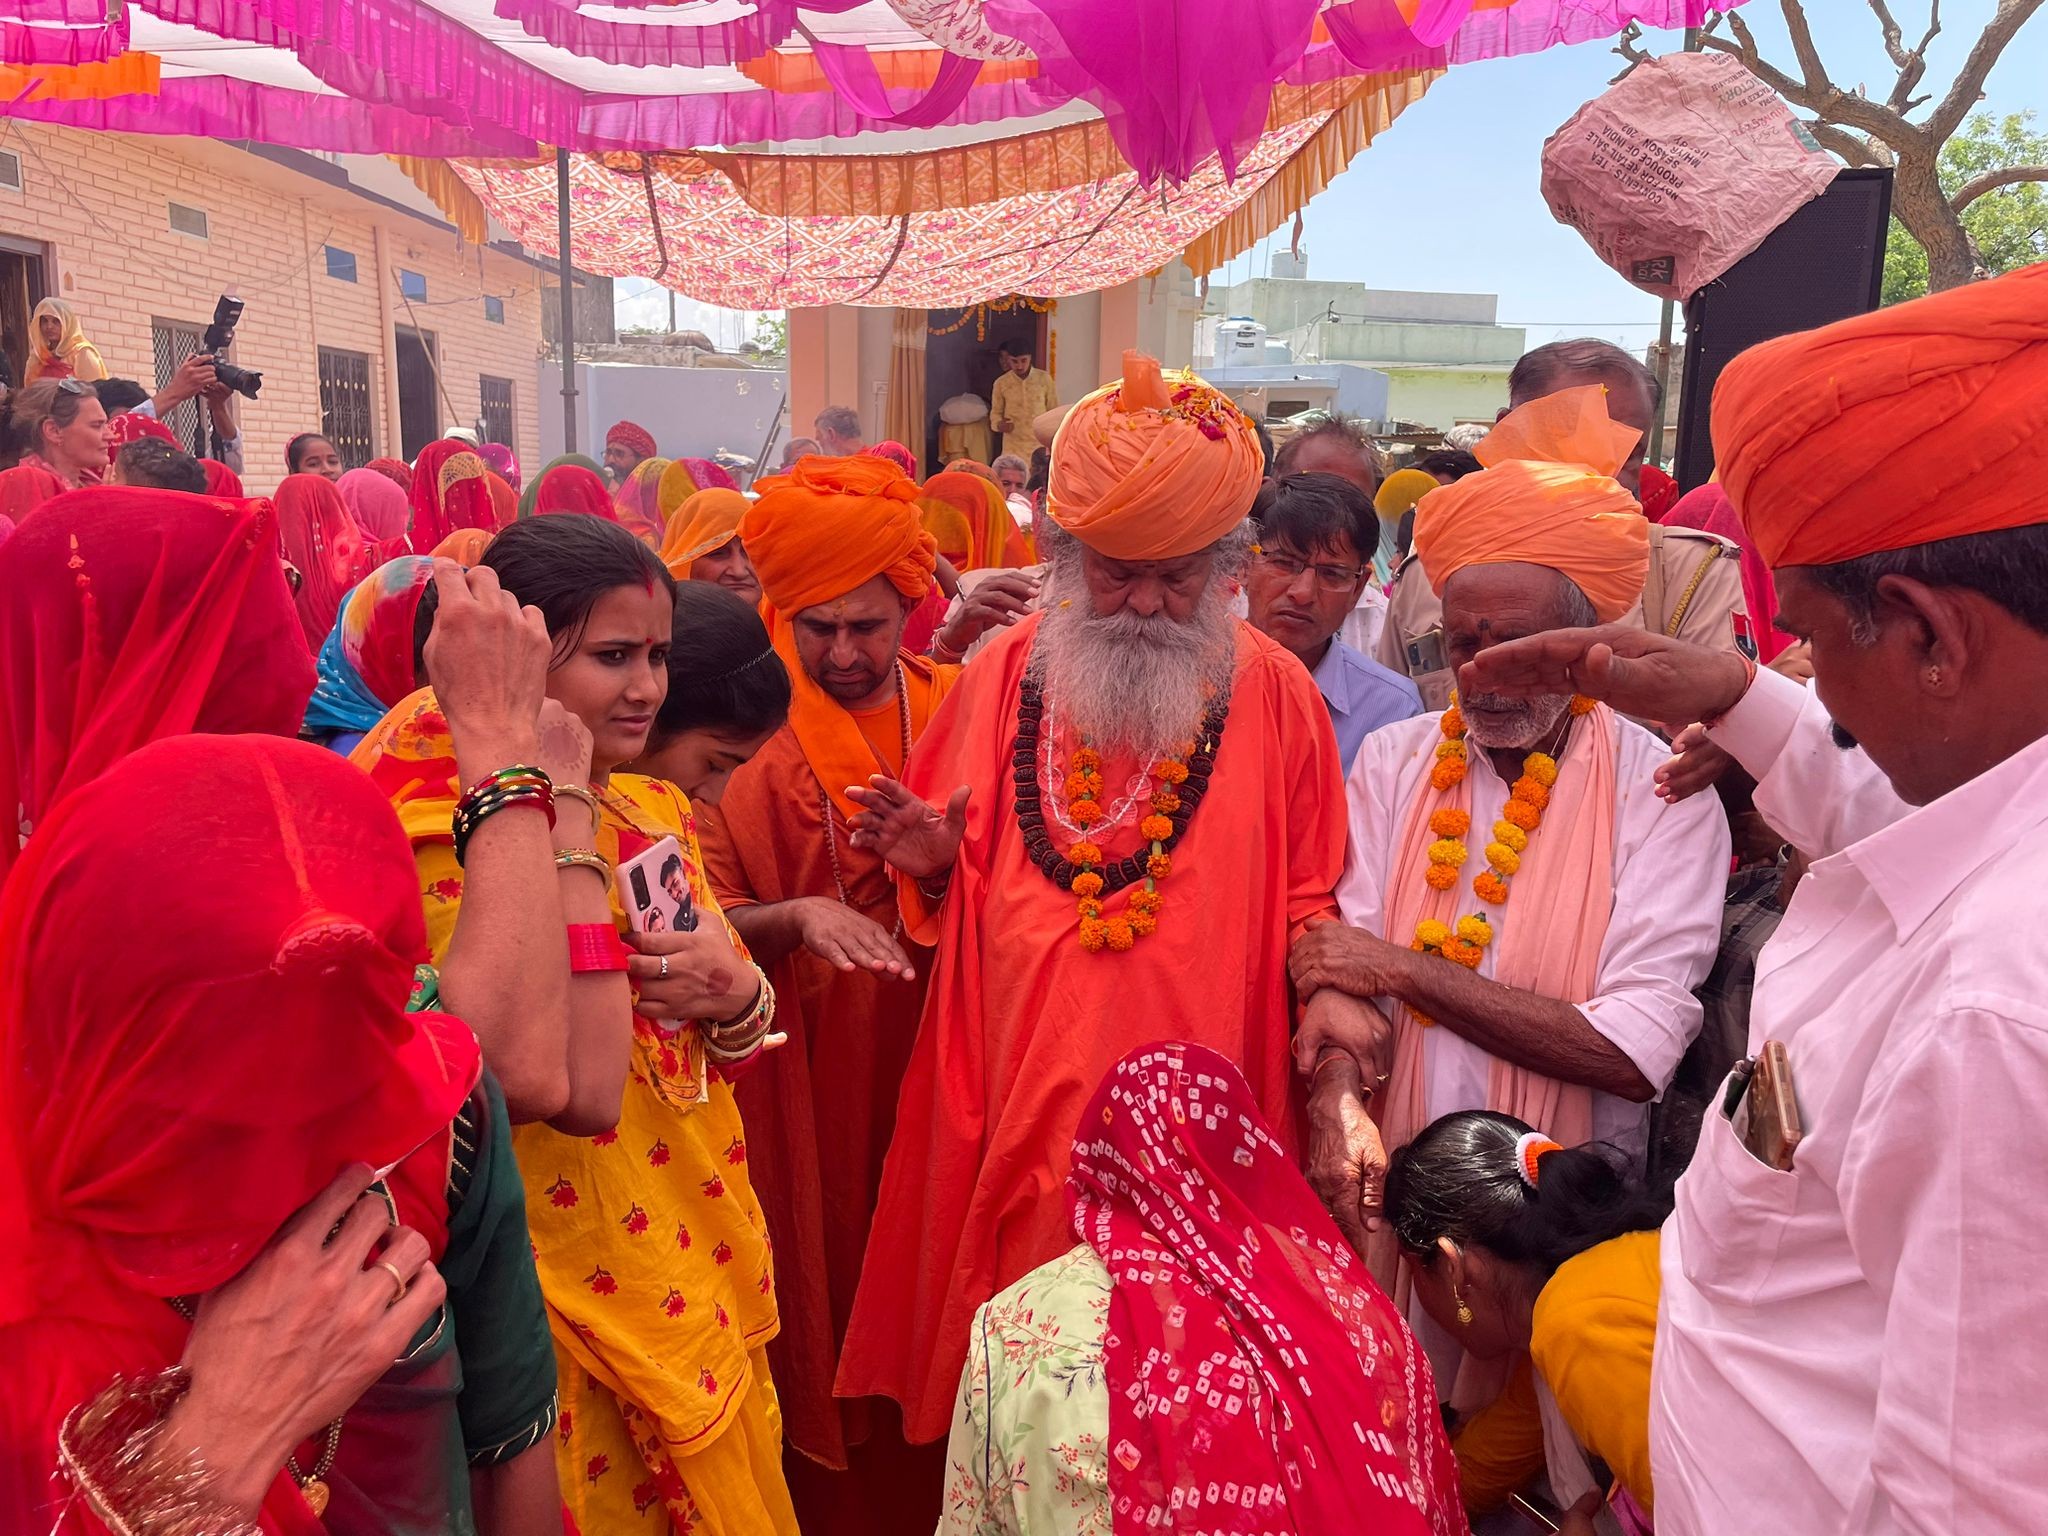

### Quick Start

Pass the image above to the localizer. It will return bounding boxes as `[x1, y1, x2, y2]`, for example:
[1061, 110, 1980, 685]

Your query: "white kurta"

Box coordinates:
[1653, 666, 2048, 1535]
[1337, 709, 1729, 1154]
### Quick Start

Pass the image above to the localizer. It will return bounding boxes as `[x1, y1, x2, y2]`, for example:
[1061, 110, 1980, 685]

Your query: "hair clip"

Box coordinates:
[1514, 1131, 1562, 1190]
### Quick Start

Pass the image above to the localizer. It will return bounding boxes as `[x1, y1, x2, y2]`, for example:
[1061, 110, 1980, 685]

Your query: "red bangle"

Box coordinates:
[567, 923, 630, 974]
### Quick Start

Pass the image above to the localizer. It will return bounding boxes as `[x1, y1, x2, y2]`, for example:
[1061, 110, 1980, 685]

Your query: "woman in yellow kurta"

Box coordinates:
[353, 515, 799, 1536]
[1382, 1109, 1664, 1528]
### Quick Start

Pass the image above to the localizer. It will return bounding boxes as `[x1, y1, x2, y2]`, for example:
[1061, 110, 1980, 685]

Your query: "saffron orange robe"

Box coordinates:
[694, 652, 957, 1481]
[833, 613, 1348, 1444]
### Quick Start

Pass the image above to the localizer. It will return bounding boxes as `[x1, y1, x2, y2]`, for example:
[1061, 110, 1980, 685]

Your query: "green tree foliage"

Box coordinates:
[1884, 112, 2048, 304]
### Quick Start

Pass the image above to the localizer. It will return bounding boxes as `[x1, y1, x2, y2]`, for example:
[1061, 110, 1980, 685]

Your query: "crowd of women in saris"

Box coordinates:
[0, 419, 1665, 1536]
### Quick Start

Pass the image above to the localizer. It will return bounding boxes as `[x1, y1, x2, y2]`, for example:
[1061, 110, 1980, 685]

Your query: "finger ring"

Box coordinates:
[658, 954, 670, 979]
[374, 1259, 408, 1304]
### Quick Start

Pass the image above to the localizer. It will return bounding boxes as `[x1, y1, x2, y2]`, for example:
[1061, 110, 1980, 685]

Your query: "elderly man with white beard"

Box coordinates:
[1291, 388, 1728, 1376]
[827, 353, 1384, 1452]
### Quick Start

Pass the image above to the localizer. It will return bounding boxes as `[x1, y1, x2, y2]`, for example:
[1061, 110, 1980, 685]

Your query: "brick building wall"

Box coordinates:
[0, 124, 548, 493]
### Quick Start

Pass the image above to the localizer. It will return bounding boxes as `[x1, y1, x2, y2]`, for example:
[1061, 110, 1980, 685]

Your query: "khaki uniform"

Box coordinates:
[1375, 524, 1748, 712]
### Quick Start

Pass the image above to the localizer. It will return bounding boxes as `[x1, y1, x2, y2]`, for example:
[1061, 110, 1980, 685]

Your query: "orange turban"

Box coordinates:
[661, 487, 750, 580]
[1413, 385, 1650, 623]
[1049, 351, 1263, 561]
[741, 454, 936, 614]
[739, 454, 945, 822]
[1713, 262, 2048, 569]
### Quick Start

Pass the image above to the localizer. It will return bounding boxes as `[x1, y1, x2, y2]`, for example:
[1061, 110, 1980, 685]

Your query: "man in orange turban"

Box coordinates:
[1292, 383, 1728, 1314]
[1377, 356, 1747, 709]
[690, 452, 957, 1532]
[1456, 263, 2048, 1536]
[830, 352, 1385, 1477]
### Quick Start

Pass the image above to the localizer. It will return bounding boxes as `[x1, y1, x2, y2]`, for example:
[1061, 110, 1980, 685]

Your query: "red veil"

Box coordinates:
[0, 486, 313, 875]
[1072, 1044, 1468, 1536]
[0, 736, 480, 1533]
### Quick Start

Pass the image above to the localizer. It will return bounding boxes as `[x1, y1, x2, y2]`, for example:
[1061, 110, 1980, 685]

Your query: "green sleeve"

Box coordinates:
[441, 1070, 559, 1465]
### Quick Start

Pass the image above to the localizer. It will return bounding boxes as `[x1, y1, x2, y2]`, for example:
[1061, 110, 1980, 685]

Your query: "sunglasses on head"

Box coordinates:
[56, 379, 92, 397]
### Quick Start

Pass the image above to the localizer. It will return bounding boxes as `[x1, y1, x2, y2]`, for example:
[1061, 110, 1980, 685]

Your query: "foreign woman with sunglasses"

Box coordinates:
[0, 378, 113, 489]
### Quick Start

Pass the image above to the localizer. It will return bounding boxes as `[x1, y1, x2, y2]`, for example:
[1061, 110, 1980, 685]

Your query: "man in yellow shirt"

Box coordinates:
[988, 341, 1056, 465]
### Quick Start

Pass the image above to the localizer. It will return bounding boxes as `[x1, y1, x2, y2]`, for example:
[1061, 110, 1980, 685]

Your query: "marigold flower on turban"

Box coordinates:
[741, 454, 934, 616]
[1712, 261, 2048, 569]
[1049, 351, 1263, 561]
[1412, 385, 1650, 623]
[606, 419, 657, 460]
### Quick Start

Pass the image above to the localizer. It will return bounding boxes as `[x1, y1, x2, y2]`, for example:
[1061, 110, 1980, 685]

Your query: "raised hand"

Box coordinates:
[164, 1167, 448, 1514]
[936, 571, 1040, 658]
[425, 563, 551, 768]
[1456, 624, 1753, 729]
[845, 776, 969, 881]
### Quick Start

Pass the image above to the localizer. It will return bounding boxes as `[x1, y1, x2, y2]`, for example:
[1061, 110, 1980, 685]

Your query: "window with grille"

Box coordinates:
[480, 374, 514, 448]
[318, 348, 375, 469]
[150, 319, 208, 456]
[168, 202, 209, 240]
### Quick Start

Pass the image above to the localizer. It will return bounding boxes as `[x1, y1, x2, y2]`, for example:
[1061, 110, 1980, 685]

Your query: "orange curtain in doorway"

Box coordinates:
[886, 309, 927, 474]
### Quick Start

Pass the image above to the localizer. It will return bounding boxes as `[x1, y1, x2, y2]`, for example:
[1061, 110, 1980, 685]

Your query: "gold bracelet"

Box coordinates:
[703, 968, 776, 1061]
[553, 849, 612, 883]
[553, 783, 601, 823]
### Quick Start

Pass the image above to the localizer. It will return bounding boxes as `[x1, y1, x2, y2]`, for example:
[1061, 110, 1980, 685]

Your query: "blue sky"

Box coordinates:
[620, 4, 2047, 346]
[1216, 3, 2048, 349]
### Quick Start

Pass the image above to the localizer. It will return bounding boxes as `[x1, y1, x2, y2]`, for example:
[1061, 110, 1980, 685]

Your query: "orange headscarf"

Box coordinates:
[741, 455, 941, 818]
[1049, 351, 1263, 561]
[1713, 261, 2048, 569]
[661, 487, 750, 580]
[430, 527, 492, 564]
[918, 498, 974, 565]
[1412, 385, 1650, 623]
[485, 471, 518, 531]
[920, 470, 1013, 570]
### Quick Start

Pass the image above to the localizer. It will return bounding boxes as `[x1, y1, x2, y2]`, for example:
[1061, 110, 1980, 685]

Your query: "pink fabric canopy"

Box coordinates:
[3, 0, 1737, 182]
[458, 112, 1332, 308]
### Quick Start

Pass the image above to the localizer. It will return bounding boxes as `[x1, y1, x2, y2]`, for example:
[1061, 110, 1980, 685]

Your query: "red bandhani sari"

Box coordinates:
[276, 472, 378, 650]
[530, 462, 619, 521]
[0, 735, 480, 1534]
[409, 440, 495, 550]
[0, 486, 313, 875]
[1071, 1043, 1467, 1536]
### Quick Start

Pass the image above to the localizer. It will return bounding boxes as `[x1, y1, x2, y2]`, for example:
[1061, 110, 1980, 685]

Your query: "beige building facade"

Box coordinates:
[0, 124, 549, 492]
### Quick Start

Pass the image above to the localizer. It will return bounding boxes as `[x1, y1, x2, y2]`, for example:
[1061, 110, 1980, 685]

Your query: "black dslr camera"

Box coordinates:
[202, 295, 263, 399]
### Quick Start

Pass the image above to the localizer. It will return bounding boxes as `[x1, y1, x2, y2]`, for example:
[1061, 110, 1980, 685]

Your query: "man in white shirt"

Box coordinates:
[1293, 385, 1726, 1225]
[1459, 263, 2048, 1535]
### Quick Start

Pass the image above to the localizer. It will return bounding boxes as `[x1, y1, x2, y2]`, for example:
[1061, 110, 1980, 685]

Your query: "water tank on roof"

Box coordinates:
[1215, 318, 1267, 367]
[1270, 247, 1309, 280]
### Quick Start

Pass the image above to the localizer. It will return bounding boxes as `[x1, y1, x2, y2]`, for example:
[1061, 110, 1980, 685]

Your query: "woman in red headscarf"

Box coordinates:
[366, 456, 414, 495]
[276, 472, 380, 651]
[940, 1043, 1468, 1536]
[0, 486, 314, 874]
[0, 734, 558, 1534]
[409, 440, 496, 550]
[524, 457, 618, 521]
[202, 459, 245, 497]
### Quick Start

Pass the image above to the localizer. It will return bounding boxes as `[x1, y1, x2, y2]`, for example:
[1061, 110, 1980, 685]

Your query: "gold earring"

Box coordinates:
[1455, 1292, 1474, 1327]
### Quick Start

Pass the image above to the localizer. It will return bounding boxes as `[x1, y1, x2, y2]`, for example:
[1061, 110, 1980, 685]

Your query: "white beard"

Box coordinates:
[1030, 565, 1239, 759]
[1462, 689, 1572, 752]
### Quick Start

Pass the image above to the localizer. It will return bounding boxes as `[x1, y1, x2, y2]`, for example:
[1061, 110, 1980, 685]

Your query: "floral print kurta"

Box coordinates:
[940, 1244, 1113, 1536]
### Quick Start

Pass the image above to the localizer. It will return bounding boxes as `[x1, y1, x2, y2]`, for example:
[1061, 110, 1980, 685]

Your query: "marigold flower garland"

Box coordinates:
[1013, 670, 1228, 954]
[1409, 694, 1593, 1021]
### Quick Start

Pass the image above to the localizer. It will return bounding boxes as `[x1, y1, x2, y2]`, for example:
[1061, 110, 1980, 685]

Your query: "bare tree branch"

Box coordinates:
[1610, 20, 1653, 80]
[1803, 120, 1886, 167]
[1778, 0, 1836, 97]
[1930, 0, 2048, 141]
[1875, 0, 1942, 112]
[1952, 163, 2048, 209]
[1868, 0, 1911, 67]
[1714, 9, 1919, 145]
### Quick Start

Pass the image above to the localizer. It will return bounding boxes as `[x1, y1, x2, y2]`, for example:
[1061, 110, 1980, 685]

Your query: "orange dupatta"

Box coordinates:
[919, 471, 1014, 570]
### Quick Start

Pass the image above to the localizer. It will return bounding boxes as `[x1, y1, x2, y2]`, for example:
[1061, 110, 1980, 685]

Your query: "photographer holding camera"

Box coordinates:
[108, 297, 256, 476]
